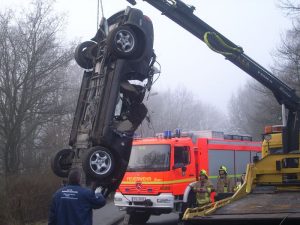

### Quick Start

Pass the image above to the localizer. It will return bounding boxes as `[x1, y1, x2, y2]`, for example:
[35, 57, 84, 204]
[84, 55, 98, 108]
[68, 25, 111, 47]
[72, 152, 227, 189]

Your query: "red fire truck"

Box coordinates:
[114, 130, 261, 224]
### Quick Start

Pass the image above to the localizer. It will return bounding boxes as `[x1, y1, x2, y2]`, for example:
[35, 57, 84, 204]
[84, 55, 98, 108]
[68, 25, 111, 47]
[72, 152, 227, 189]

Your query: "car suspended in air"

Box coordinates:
[51, 6, 158, 196]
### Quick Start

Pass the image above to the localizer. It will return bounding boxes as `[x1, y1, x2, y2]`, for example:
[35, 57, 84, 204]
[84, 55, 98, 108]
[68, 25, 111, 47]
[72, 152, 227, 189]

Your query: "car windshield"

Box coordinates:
[127, 144, 170, 172]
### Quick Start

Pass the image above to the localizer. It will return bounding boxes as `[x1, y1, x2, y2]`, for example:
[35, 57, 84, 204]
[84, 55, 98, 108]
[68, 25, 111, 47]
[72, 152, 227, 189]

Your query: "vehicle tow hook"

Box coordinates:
[144, 199, 153, 206]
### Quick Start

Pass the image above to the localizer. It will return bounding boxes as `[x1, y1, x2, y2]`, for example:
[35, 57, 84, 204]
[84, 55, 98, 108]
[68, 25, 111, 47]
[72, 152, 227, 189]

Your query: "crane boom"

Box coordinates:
[128, 0, 300, 153]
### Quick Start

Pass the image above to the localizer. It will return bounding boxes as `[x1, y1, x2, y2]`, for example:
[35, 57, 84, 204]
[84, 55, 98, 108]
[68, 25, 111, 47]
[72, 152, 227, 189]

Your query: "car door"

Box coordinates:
[173, 145, 195, 195]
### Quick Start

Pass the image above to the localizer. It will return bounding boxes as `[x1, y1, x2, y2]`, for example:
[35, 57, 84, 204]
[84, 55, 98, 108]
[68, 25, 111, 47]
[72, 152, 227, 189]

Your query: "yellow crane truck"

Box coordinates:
[183, 125, 300, 225]
[127, 1, 300, 224]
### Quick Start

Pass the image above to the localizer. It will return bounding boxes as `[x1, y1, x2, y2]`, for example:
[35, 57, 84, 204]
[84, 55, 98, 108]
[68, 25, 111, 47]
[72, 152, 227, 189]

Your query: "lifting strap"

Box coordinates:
[204, 32, 243, 57]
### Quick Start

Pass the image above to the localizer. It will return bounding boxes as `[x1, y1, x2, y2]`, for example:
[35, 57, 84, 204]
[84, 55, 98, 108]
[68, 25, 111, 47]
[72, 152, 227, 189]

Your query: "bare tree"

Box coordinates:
[0, 0, 74, 175]
[35, 63, 82, 170]
[228, 82, 282, 140]
[227, 0, 300, 140]
[279, 0, 300, 16]
[139, 86, 226, 137]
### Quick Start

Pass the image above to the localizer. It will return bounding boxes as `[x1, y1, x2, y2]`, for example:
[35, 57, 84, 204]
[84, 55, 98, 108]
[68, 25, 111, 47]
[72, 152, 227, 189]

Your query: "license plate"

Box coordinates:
[132, 197, 146, 202]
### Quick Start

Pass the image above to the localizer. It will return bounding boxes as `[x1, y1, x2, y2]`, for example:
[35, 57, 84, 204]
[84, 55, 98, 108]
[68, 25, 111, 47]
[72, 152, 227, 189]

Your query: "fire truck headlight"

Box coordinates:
[114, 197, 123, 202]
[157, 198, 172, 203]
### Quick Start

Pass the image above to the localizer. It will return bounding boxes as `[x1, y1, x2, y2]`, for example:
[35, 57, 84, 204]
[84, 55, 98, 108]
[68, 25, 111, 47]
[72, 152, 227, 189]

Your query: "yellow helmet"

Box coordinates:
[219, 165, 228, 174]
[200, 169, 208, 179]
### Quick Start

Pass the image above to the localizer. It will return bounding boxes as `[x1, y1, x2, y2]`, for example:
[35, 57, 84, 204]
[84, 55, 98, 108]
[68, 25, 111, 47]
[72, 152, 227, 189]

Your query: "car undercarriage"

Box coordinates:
[51, 6, 158, 196]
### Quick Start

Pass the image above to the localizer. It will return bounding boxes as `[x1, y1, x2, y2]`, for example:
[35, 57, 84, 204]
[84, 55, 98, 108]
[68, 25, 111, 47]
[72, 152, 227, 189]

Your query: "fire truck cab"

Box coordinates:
[114, 130, 261, 224]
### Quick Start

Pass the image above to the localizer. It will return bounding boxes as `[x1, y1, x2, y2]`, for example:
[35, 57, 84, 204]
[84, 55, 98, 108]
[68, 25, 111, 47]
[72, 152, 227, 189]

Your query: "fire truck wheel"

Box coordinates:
[128, 212, 150, 224]
[107, 26, 143, 59]
[82, 146, 115, 179]
[178, 220, 192, 225]
[51, 149, 75, 178]
[74, 41, 97, 69]
[179, 191, 197, 220]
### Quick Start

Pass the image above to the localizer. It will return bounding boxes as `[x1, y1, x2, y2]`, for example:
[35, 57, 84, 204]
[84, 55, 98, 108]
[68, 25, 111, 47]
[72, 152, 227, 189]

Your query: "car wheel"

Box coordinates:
[82, 146, 115, 179]
[74, 41, 97, 69]
[51, 149, 75, 178]
[107, 26, 141, 59]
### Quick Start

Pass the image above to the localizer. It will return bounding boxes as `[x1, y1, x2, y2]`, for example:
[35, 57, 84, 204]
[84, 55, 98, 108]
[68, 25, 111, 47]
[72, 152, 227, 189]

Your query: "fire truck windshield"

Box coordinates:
[127, 144, 170, 172]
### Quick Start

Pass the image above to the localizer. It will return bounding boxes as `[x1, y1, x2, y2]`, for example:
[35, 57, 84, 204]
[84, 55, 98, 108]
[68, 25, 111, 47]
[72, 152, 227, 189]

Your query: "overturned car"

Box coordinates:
[51, 7, 157, 195]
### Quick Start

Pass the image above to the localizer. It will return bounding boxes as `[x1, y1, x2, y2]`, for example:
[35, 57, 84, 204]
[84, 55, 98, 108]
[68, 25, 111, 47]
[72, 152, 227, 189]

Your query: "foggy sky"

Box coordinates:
[1, 0, 291, 113]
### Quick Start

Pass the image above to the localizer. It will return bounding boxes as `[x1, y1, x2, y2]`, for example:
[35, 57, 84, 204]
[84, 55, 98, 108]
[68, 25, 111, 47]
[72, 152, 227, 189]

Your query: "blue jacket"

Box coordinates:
[48, 185, 106, 225]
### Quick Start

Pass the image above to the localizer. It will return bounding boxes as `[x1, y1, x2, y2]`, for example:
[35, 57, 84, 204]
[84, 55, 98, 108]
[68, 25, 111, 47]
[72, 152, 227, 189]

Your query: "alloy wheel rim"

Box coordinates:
[89, 150, 112, 175]
[115, 30, 135, 53]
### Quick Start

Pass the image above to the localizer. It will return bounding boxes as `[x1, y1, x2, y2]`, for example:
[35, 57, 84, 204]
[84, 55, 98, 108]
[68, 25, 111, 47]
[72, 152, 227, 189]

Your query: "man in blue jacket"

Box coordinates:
[48, 169, 106, 225]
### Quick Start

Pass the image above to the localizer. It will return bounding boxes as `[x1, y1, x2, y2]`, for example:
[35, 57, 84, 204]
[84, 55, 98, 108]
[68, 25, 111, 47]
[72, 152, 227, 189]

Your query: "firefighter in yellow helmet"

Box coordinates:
[234, 172, 246, 192]
[216, 165, 234, 194]
[191, 169, 214, 207]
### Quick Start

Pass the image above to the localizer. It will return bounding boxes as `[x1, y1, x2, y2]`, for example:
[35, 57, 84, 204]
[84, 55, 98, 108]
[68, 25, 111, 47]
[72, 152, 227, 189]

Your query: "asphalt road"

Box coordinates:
[93, 201, 179, 225]
[93, 201, 125, 225]
[114, 213, 179, 225]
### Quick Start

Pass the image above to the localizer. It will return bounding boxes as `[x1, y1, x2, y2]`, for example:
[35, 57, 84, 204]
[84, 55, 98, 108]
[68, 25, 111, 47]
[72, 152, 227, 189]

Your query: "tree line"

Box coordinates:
[0, 1, 80, 223]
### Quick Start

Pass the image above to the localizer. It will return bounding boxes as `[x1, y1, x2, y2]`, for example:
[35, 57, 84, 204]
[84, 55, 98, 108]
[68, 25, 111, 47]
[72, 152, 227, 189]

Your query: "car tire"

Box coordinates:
[51, 149, 75, 178]
[74, 41, 97, 69]
[82, 146, 115, 179]
[107, 26, 142, 59]
[128, 212, 151, 225]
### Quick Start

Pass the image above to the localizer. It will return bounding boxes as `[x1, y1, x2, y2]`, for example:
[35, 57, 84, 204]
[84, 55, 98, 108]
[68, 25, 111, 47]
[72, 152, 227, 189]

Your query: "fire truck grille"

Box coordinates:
[119, 185, 160, 195]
